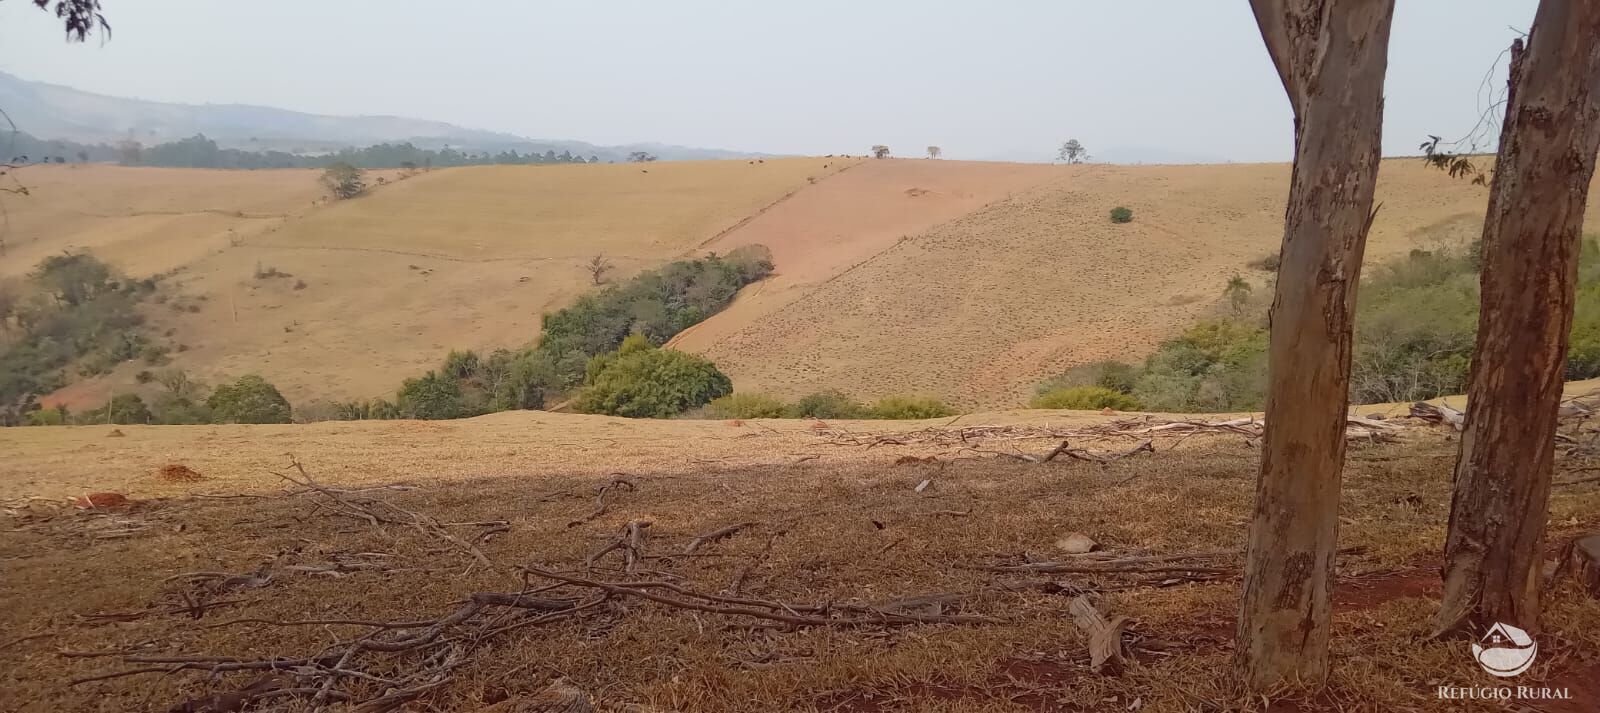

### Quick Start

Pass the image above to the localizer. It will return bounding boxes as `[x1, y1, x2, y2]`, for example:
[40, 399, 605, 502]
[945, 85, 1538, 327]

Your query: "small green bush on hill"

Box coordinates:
[577, 337, 732, 418]
[1031, 386, 1140, 411]
[790, 390, 867, 419]
[1036, 236, 1600, 412]
[869, 395, 955, 420]
[707, 392, 789, 419]
[1035, 360, 1138, 396]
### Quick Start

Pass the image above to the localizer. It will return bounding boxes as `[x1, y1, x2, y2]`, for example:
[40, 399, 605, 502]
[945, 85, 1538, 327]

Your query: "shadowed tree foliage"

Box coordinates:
[19, 0, 108, 41]
[320, 162, 366, 200]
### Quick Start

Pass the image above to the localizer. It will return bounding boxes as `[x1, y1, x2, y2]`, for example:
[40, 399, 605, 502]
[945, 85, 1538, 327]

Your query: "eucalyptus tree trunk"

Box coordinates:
[1436, 0, 1600, 637]
[1235, 0, 1394, 690]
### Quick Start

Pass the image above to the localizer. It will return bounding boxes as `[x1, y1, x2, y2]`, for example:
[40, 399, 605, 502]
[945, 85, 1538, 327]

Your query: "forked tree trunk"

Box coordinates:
[1236, 0, 1394, 690]
[1435, 0, 1600, 637]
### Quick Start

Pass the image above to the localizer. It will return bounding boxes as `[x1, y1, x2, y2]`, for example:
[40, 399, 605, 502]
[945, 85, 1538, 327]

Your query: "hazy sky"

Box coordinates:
[0, 1, 1535, 162]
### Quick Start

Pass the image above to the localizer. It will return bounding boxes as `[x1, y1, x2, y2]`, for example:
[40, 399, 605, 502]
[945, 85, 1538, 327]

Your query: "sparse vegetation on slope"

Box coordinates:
[1038, 237, 1600, 412]
[1031, 385, 1140, 411]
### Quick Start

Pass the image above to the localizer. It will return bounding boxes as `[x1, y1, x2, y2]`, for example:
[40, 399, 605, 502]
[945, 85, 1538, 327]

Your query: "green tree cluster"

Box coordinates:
[0, 253, 158, 424]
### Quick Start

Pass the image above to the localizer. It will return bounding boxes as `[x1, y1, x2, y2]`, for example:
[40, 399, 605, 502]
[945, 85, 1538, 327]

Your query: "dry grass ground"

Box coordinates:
[3, 413, 1597, 712]
[686, 159, 1600, 408]
[14, 159, 847, 407]
[0, 164, 326, 279]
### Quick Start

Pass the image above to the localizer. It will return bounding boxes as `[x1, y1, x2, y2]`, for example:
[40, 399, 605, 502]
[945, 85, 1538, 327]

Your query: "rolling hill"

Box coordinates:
[0, 71, 765, 161]
[10, 155, 1599, 411]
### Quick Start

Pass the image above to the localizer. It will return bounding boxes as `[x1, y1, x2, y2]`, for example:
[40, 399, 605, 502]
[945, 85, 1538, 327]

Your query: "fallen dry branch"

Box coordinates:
[825, 415, 1401, 459]
[567, 477, 637, 528]
[1409, 401, 1465, 430]
[681, 521, 758, 555]
[523, 567, 1003, 628]
[1069, 596, 1130, 674]
[978, 548, 1238, 576]
[729, 528, 786, 596]
[274, 457, 492, 568]
[70, 589, 605, 709]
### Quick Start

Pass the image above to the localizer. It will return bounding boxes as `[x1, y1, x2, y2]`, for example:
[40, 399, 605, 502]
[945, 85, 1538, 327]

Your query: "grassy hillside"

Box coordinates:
[0, 164, 326, 279]
[683, 159, 1600, 408]
[13, 159, 849, 408]
[17, 156, 1600, 415]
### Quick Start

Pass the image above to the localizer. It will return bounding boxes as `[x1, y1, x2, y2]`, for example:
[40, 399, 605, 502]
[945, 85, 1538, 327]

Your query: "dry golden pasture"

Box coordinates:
[15, 159, 849, 407]
[18, 156, 1600, 412]
[0, 164, 326, 279]
[683, 159, 1600, 408]
[2, 413, 1597, 712]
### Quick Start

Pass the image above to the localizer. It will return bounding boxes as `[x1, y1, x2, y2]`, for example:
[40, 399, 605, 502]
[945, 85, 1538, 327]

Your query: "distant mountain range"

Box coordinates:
[0, 72, 767, 162]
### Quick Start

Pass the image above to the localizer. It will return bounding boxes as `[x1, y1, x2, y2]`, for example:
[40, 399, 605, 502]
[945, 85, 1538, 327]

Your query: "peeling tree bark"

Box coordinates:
[1236, 0, 1394, 690]
[1435, 0, 1600, 637]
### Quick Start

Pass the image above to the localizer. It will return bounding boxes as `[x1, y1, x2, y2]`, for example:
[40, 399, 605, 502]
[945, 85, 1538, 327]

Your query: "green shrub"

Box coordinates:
[1031, 386, 1141, 411]
[26, 406, 69, 426]
[104, 393, 151, 424]
[1109, 206, 1134, 224]
[396, 371, 467, 420]
[151, 394, 212, 425]
[207, 375, 292, 424]
[1036, 360, 1138, 396]
[577, 341, 732, 418]
[870, 395, 956, 420]
[707, 392, 789, 419]
[725, 244, 777, 283]
[487, 348, 555, 411]
[441, 349, 481, 380]
[790, 390, 867, 419]
[331, 399, 399, 421]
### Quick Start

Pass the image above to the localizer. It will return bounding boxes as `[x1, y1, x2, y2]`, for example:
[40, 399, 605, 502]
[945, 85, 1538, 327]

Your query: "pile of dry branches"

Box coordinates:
[819, 414, 1404, 465]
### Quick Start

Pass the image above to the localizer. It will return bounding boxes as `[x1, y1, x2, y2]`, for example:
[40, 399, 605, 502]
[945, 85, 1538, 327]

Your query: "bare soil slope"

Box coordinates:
[17, 159, 848, 407]
[683, 159, 1600, 408]
[668, 159, 1061, 353]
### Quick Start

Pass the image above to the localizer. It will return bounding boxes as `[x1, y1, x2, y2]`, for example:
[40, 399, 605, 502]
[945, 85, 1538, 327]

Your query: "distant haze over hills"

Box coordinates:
[0, 71, 768, 162]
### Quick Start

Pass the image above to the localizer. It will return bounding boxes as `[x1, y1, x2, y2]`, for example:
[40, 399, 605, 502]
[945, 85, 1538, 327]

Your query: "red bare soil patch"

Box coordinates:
[155, 463, 206, 483]
[71, 492, 130, 509]
[1332, 568, 1439, 610]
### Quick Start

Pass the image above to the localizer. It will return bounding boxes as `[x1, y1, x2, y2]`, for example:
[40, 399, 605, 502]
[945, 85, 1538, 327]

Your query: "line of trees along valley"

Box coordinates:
[6, 131, 607, 170]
